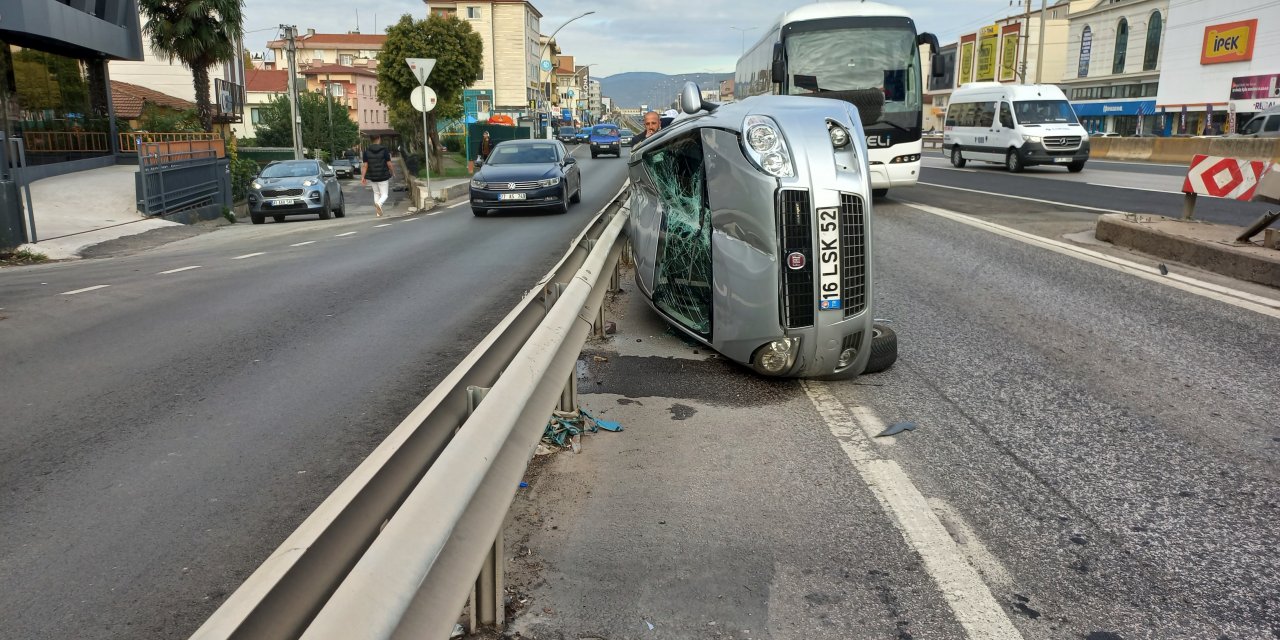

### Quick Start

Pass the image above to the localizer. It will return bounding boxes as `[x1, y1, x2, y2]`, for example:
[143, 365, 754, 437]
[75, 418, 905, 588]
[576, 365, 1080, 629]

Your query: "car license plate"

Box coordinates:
[271, 198, 296, 206]
[1054, 157, 1071, 163]
[816, 206, 842, 310]
[499, 193, 526, 201]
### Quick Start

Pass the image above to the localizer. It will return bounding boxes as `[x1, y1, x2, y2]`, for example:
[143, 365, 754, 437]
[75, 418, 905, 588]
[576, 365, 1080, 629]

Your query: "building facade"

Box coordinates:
[1156, 0, 1280, 135]
[1, 0, 144, 175]
[953, 1, 1072, 89]
[234, 69, 287, 140]
[1060, 0, 1168, 135]
[424, 0, 543, 116]
[264, 31, 385, 72]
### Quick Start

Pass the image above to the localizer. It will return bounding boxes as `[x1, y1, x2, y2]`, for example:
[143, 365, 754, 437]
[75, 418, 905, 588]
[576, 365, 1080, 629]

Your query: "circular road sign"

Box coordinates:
[411, 86, 438, 113]
[540, 59, 553, 72]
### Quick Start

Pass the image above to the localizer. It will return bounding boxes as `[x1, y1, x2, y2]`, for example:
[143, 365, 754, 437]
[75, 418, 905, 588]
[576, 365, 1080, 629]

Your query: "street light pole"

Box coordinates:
[324, 74, 334, 163]
[536, 11, 595, 139]
[730, 26, 757, 56]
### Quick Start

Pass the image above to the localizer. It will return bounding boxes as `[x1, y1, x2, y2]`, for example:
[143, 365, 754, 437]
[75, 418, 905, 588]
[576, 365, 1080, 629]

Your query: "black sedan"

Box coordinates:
[470, 140, 581, 216]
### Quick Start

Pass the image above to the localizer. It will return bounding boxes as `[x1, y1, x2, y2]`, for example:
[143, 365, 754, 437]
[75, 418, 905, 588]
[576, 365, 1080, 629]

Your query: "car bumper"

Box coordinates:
[248, 192, 327, 214]
[591, 142, 621, 154]
[1018, 142, 1090, 165]
[470, 184, 564, 209]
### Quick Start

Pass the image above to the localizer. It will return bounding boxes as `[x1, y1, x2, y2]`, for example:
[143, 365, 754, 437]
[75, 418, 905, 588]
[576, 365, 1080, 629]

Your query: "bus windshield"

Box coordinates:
[784, 26, 921, 116]
[1014, 100, 1079, 125]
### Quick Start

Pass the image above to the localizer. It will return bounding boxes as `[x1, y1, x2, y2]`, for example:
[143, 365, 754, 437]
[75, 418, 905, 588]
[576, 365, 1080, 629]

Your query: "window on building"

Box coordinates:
[340, 54, 353, 66]
[467, 7, 482, 19]
[1143, 11, 1162, 71]
[1078, 26, 1092, 78]
[1113, 19, 1128, 74]
[251, 107, 262, 124]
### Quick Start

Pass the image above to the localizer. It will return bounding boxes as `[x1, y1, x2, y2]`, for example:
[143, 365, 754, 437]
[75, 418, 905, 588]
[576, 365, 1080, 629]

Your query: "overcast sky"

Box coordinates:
[242, 0, 1021, 77]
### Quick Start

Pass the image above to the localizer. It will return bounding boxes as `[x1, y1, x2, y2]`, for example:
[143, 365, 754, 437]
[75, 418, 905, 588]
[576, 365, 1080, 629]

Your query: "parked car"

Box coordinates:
[620, 129, 635, 146]
[332, 158, 359, 178]
[627, 82, 896, 379]
[470, 139, 581, 217]
[247, 160, 345, 224]
[557, 126, 578, 143]
[589, 123, 622, 158]
[574, 128, 591, 144]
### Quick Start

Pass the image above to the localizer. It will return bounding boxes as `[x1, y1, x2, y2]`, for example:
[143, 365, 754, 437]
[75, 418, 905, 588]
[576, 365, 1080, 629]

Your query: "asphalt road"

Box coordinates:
[0, 146, 630, 639]
[503, 185, 1280, 638]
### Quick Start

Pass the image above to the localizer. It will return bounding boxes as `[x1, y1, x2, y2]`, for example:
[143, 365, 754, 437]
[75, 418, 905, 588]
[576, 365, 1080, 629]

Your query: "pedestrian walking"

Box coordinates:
[478, 131, 493, 162]
[361, 135, 394, 217]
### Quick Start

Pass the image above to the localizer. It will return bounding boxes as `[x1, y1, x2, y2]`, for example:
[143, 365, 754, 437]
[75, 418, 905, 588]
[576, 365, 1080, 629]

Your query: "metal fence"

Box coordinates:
[135, 141, 231, 218]
[191, 183, 632, 639]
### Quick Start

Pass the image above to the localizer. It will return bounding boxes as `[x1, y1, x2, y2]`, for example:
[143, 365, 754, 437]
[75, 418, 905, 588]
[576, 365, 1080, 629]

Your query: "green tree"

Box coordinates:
[254, 92, 360, 156]
[377, 13, 482, 173]
[138, 0, 245, 132]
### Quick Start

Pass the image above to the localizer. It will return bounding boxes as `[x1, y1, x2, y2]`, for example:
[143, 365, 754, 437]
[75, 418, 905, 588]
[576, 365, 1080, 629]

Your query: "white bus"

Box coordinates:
[735, 1, 940, 197]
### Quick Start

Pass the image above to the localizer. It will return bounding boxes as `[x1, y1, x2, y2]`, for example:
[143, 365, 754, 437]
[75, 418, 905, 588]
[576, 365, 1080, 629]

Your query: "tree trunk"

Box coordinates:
[427, 112, 443, 174]
[192, 64, 212, 132]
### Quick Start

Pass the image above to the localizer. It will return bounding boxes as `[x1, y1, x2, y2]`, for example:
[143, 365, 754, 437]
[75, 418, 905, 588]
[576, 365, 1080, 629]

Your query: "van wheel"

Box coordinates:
[1067, 160, 1086, 173]
[1006, 150, 1025, 173]
[950, 146, 966, 168]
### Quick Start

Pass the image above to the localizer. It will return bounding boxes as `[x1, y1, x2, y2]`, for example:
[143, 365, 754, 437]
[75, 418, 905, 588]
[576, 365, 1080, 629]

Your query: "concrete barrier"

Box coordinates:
[1102, 137, 1152, 161]
[1096, 214, 1280, 288]
[1090, 136, 1280, 165]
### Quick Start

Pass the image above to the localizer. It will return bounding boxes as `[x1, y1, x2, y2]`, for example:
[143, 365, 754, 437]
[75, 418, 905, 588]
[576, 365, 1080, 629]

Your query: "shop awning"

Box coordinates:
[1070, 100, 1156, 117]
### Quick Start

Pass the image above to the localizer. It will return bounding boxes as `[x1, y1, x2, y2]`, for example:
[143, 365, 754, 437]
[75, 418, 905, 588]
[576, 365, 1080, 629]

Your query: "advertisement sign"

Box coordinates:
[959, 38, 976, 85]
[1229, 73, 1280, 100]
[999, 24, 1020, 82]
[1079, 27, 1092, 77]
[1200, 19, 1257, 65]
[976, 25, 998, 82]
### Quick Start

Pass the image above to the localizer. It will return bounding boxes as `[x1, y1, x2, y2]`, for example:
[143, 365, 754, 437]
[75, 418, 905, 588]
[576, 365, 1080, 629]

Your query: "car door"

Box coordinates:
[321, 163, 338, 203]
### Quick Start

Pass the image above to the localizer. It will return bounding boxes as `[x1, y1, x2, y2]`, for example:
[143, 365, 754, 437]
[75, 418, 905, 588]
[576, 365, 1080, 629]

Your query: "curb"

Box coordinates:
[1095, 214, 1280, 288]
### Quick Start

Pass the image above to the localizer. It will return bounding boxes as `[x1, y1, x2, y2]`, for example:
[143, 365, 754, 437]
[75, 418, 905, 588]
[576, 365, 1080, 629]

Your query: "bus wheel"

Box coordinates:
[872, 188, 888, 199]
[950, 146, 966, 168]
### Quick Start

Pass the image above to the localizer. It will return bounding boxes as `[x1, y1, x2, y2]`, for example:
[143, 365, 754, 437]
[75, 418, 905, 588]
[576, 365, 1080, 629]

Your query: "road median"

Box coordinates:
[1095, 213, 1280, 288]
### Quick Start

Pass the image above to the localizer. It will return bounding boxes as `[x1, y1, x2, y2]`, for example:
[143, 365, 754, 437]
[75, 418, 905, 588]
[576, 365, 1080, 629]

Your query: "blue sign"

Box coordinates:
[1070, 99, 1156, 117]
[567, 89, 575, 98]
[540, 60, 553, 72]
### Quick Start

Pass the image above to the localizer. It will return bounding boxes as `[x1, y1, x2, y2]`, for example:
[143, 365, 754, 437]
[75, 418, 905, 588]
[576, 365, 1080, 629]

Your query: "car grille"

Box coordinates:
[262, 188, 303, 197]
[838, 193, 867, 317]
[1043, 136, 1082, 150]
[491, 180, 541, 191]
[778, 189, 814, 329]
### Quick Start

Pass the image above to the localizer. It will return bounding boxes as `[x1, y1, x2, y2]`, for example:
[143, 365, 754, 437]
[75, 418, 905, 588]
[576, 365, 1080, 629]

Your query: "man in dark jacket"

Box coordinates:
[361, 135, 394, 217]
[629, 111, 661, 146]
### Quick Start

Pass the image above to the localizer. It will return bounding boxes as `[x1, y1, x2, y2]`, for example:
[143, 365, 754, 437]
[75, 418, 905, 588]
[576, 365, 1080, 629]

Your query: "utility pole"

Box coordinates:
[283, 25, 304, 159]
[324, 74, 334, 162]
[1019, 0, 1032, 83]
[1035, 0, 1048, 83]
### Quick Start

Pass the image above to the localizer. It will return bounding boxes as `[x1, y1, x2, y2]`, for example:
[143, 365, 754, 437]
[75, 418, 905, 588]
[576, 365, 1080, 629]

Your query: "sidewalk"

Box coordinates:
[18, 164, 180, 260]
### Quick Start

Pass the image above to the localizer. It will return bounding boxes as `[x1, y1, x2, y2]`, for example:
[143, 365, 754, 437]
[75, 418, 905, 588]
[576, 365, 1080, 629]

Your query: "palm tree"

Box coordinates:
[138, 0, 245, 132]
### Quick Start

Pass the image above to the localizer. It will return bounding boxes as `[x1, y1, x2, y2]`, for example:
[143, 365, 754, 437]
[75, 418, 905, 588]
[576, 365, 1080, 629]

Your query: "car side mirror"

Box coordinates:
[323, 170, 335, 178]
[771, 43, 785, 84]
[680, 81, 702, 115]
[564, 156, 577, 165]
[931, 53, 946, 79]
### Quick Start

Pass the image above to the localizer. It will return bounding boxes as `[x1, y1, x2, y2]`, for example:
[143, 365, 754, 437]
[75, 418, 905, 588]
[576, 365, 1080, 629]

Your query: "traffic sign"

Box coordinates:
[406, 58, 436, 86]
[540, 60, 553, 72]
[1182, 154, 1273, 200]
[411, 86, 438, 113]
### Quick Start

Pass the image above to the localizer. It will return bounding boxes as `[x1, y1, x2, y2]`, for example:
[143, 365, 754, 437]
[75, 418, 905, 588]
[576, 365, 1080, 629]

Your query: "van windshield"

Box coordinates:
[1014, 100, 1078, 125]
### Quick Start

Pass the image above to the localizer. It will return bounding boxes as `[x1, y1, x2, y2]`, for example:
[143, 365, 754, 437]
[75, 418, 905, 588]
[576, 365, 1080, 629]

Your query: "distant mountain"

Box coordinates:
[599, 72, 733, 110]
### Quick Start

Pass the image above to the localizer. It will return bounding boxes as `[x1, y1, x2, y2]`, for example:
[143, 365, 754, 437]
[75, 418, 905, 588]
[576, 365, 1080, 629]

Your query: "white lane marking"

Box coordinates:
[335, 232, 358, 237]
[801, 381, 1024, 640]
[61, 284, 111, 295]
[290, 241, 316, 247]
[374, 223, 393, 228]
[401, 216, 419, 221]
[158, 265, 201, 274]
[231, 252, 266, 260]
[899, 200, 1280, 318]
[917, 182, 1128, 214]
[427, 211, 442, 216]
[1086, 183, 1180, 194]
[928, 166, 977, 173]
[446, 201, 467, 209]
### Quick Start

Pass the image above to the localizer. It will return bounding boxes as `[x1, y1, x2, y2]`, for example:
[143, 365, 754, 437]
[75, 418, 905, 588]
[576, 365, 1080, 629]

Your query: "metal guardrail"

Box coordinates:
[120, 132, 221, 154]
[192, 182, 632, 639]
[19, 130, 110, 153]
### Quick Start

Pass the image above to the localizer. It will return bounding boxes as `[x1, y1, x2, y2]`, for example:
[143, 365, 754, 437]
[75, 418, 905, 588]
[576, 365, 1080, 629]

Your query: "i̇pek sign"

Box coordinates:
[1201, 19, 1257, 65]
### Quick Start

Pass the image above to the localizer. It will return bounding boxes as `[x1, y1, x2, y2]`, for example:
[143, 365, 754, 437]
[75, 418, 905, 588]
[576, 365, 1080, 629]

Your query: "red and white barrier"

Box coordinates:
[1182, 154, 1273, 201]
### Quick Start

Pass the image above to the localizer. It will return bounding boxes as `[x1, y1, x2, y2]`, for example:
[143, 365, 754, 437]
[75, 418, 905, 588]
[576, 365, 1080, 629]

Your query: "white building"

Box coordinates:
[1059, 0, 1168, 135]
[1156, 0, 1280, 134]
[426, 0, 543, 116]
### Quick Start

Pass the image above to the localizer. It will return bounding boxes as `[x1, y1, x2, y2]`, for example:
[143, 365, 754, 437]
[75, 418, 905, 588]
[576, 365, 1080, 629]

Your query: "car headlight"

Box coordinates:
[471, 178, 487, 189]
[827, 121, 851, 148]
[302, 178, 318, 187]
[1024, 135, 1042, 144]
[752, 337, 800, 375]
[538, 176, 562, 187]
[742, 115, 794, 178]
[251, 181, 262, 190]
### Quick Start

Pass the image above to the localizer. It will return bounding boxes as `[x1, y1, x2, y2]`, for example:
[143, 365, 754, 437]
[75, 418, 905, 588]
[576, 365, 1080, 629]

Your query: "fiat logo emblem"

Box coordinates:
[508, 182, 516, 190]
[787, 252, 806, 270]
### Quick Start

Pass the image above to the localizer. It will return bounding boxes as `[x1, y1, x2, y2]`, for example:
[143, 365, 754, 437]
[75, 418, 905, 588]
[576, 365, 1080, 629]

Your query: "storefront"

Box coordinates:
[1071, 99, 1159, 135]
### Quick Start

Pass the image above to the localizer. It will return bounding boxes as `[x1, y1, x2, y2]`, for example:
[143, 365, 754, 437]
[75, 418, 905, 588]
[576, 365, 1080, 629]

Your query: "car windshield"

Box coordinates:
[260, 162, 320, 178]
[785, 26, 921, 115]
[594, 127, 619, 136]
[559, 127, 575, 135]
[487, 143, 560, 165]
[1014, 100, 1079, 125]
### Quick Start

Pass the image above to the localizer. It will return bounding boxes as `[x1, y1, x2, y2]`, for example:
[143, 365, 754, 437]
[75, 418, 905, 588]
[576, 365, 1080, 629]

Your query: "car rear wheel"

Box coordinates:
[318, 195, 332, 219]
[950, 146, 966, 168]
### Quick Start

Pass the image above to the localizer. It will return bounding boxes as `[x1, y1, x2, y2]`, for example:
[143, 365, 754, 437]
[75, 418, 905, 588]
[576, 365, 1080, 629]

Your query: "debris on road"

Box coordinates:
[542, 408, 624, 449]
[877, 421, 917, 437]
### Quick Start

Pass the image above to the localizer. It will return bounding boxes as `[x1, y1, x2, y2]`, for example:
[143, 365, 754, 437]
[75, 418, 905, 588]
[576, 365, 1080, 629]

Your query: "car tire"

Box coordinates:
[591, 151, 598, 158]
[950, 146, 966, 168]
[1068, 160, 1086, 173]
[334, 195, 346, 218]
[555, 187, 570, 214]
[872, 188, 888, 199]
[318, 195, 332, 220]
[1006, 150, 1024, 173]
[570, 182, 581, 204]
[251, 213, 264, 225]
[273, 215, 286, 222]
[863, 324, 898, 374]
[472, 207, 487, 217]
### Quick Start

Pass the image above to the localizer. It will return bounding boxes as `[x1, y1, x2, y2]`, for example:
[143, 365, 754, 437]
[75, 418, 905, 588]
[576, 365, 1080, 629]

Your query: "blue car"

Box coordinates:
[589, 123, 622, 158]
[574, 128, 591, 144]
[470, 139, 582, 217]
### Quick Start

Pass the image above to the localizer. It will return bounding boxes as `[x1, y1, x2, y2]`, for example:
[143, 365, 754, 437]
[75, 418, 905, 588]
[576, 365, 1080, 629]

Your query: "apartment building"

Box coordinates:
[264, 31, 385, 72]
[424, 0, 543, 116]
[1061, 0, 1169, 135]
[299, 65, 394, 137]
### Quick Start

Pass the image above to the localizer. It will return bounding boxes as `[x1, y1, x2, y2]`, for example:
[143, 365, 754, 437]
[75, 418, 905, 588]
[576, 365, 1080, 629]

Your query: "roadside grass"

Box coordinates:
[0, 248, 49, 266]
[416, 152, 472, 180]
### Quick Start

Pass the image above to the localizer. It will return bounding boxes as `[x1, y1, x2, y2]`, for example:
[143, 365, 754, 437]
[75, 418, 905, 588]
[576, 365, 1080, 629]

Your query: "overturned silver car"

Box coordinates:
[626, 83, 896, 379]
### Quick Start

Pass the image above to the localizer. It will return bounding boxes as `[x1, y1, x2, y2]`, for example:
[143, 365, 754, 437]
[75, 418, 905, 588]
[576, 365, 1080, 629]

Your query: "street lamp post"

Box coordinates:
[730, 26, 757, 55]
[537, 11, 595, 139]
[324, 74, 334, 163]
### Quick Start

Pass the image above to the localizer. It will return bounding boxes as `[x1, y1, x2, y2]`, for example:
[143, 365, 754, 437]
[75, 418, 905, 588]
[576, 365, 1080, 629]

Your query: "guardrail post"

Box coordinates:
[464, 385, 504, 631]
[1181, 192, 1197, 220]
[559, 369, 577, 413]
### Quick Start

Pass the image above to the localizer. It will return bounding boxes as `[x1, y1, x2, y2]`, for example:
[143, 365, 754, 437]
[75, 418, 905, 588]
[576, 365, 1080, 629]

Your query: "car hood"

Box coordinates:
[476, 163, 561, 182]
[256, 176, 317, 187]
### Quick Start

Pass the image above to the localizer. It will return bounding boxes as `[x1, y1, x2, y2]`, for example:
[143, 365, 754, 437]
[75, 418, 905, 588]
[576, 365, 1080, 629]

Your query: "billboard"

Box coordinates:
[1200, 19, 1257, 65]
[999, 24, 1020, 82]
[1229, 73, 1280, 100]
[959, 37, 976, 85]
[976, 25, 999, 82]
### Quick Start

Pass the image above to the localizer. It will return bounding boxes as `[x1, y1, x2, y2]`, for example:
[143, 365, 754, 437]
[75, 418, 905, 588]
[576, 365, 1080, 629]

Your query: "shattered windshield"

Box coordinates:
[1014, 100, 1079, 125]
[643, 135, 712, 336]
[785, 26, 921, 114]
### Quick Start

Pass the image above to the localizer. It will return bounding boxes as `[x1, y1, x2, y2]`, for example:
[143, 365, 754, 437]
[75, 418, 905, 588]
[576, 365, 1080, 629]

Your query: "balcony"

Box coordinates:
[213, 78, 245, 124]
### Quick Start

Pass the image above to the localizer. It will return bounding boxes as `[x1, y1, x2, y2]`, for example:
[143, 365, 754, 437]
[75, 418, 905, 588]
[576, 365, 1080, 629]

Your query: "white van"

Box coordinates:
[943, 82, 1090, 173]
[1238, 106, 1280, 138]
